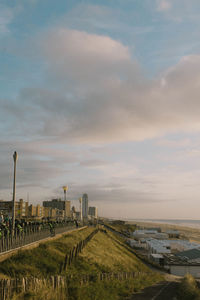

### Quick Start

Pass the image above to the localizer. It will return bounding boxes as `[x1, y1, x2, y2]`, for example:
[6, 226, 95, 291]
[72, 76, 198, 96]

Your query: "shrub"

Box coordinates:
[177, 274, 200, 300]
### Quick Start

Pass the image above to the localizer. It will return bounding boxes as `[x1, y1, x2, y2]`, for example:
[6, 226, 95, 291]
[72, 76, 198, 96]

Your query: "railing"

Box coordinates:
[0, 222, 76, 255]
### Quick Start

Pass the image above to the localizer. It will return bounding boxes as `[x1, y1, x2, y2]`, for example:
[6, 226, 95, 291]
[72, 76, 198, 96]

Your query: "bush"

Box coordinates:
[177, 274, 200, 300]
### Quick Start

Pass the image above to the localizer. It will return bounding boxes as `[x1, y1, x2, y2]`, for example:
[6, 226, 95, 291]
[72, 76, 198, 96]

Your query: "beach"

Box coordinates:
[127, 220, 200, 244]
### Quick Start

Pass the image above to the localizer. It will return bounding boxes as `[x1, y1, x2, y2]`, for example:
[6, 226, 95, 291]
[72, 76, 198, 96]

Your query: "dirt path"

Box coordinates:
[129, 280, 179, 300]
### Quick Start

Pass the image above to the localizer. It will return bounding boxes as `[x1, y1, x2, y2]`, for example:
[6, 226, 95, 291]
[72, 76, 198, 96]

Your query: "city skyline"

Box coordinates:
[1, 0, 200, 219]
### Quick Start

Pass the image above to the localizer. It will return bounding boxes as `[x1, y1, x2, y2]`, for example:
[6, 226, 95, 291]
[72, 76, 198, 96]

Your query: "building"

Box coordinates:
[133, 229, 168, 240]
[176, 248, 200, 263]
[164, 252, 200, 278]
[28, 204, 44, 218]
[15, 199, 28, 219]
[88, 206, 98, 218]
[28, 204, 37, 218]
[43, 199, 65, 210]
[0, 200, 12, 217]
[36, 204, 44, 218]
[65, 201, 71, 218]
[82, 194, 88, 218]
[43, 207, 51, 218]
[43, 198, 71, 218]
[0, 199, 29, 219]
[166, 230, 180, 238]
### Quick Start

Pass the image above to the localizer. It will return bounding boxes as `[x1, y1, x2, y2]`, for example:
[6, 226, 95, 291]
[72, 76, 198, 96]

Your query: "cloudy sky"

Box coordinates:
[1, 0, 200, 219]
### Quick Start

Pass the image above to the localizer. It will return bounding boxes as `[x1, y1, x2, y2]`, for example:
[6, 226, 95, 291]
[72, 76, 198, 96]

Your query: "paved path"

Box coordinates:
[129, 281, 179, 300]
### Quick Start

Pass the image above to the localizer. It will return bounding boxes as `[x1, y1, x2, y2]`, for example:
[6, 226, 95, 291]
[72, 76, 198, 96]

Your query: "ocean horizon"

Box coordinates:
[125, 219, 200, 229]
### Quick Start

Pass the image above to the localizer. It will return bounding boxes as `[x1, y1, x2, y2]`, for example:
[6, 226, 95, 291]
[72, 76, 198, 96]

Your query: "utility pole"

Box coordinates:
[12, 151, 18, 236]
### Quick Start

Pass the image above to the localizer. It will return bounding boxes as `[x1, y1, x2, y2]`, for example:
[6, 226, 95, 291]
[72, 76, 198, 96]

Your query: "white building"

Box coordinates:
[82, 194, 88, 218]
[133, 229, 169, 240]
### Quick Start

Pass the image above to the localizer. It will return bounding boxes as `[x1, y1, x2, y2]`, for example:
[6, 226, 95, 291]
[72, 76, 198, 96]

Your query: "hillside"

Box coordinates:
[0, 226, 162, 300]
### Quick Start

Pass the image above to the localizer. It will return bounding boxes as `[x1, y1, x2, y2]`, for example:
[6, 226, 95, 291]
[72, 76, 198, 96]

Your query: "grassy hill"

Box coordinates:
[0, 226, 162, 300]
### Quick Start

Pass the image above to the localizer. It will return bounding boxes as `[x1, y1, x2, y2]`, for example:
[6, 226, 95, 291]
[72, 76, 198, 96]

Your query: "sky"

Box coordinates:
[1, 0, 200, 219]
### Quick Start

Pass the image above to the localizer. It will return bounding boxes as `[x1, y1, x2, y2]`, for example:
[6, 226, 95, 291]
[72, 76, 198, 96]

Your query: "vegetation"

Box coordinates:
[177, 274, 200, 300]
[0, 226, 163, 299]
[0, 227, 94, 277]
[105, 221, 137, 236]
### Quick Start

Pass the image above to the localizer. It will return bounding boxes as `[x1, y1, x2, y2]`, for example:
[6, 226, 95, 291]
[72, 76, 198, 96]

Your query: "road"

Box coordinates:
[129, 281, 179, 300]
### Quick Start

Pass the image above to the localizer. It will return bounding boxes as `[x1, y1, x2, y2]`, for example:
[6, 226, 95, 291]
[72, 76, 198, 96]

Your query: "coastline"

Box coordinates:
[127, 220, 200, 244]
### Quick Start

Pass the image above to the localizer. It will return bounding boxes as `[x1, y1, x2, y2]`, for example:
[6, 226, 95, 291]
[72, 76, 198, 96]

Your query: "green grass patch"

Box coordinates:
[0, 227, 94, 277]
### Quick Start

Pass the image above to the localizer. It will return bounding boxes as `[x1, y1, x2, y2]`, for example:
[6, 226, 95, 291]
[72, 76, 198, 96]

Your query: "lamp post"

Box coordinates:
[12, 151, 18, 235]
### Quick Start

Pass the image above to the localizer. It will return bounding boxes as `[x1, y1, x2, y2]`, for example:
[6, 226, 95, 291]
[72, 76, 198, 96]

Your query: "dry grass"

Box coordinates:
[0, 226, 163, 300]
[0, 227, 94, 277]
[78, 231, 149, 273]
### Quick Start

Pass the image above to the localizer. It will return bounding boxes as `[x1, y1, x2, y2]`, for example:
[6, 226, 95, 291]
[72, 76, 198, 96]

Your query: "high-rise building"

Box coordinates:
[88, 206, 98, 218]
[82, 194, 88, 218]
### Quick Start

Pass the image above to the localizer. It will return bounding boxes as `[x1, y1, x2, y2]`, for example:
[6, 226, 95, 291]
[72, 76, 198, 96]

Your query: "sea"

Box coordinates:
[126, 219, 200, 230]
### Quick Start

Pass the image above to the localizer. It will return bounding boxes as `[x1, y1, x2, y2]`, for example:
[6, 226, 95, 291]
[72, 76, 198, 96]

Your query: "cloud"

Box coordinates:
[79, 159, 110, 168]
[41, 28, 133, 86]
[0, 6, 14, 35]
[156, 0, 171, 12]
[2, 29, 200, 145]
[67, 182, 164, 204]
[157, 138, 191, 148]
[0, 139, 78, 192]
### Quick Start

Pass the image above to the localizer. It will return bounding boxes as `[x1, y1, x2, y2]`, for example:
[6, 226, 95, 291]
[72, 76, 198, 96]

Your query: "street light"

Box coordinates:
[12, 151, 18, 235]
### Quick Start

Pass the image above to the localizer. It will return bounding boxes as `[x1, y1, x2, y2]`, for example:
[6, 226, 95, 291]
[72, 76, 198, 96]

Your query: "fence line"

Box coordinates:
[60, 228, 102, 272]
[0, 271, 151, 300]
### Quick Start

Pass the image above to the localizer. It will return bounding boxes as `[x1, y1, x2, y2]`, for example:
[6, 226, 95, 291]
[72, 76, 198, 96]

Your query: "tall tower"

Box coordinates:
[82, 193, 88, 218]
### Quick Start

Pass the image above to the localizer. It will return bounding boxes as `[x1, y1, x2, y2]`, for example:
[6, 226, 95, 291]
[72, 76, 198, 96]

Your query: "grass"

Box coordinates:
[104, 222, 136, 237]
[69, 230, 149, 274]
[177, 274, 200, 300]
[0, 226, 163, 299]
[0, 227, 94, 277]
